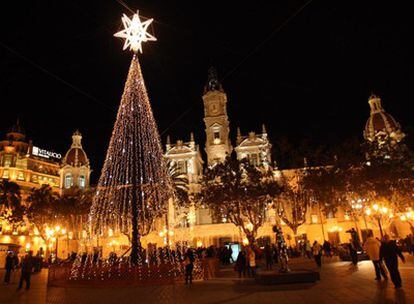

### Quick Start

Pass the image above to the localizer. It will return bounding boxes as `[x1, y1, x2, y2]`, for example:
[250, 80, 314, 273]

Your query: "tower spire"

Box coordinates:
[205, 66, 223, 92]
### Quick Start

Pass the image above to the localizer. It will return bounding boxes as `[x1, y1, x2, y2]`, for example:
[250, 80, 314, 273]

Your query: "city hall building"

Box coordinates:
[157, 69, 413, 252]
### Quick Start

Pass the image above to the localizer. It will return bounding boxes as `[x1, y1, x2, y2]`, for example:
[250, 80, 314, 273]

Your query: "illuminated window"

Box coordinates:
[79, 175, 86, 188]
[31, 175, 38, 183]
[65, 174, 72, 189]
[311, 214, 318, 224]
[248, 154, 258, 166]
[213, 131, 221, 144]
[177, 161, 187, 174]
[17, 171, 25, 181]
[2, 170, 9, 179]
[3, 155, 13, 167]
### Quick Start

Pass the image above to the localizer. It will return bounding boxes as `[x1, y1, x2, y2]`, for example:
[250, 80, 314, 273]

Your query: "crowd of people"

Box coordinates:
[4, 249, 44, 290]
[3, 232, 412, 289]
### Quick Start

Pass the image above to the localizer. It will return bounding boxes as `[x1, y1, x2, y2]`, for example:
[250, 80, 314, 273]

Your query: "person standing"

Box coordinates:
[4, 252, 14, 284]
[305, 240, 312, 259]
[18, 251, 34, 290]
[312, 241, 322, 267]
[348, 240, 358, 266]
[183, 248, 195, 284]
[264, 244, 273, 270]
[323, 240, 332, 257]
[380, 235, 405, 289]
[364, 235, 387, 280]
[247, 246, 256, 277]
[235, 250, 247, 278]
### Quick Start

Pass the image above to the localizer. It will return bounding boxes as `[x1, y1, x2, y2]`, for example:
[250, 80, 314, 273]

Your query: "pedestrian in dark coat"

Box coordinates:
[183, 248, 195, 284]
[348, 240, 358, 266]
[235, 250, 247, 277]
[4, 252, 14, 284]
[18, 251, 34, 290]
[380, 235, 405, 289]
[264, 244, 273, 270]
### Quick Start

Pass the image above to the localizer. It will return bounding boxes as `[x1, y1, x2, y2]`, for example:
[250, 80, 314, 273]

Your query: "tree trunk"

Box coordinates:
[130, 185, 141, 265]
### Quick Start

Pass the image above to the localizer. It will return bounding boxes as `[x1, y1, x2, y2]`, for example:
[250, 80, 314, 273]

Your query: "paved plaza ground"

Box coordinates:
[1, 256, 413, 304]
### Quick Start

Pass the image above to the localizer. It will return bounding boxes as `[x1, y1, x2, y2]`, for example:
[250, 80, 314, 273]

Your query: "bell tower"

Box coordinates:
[203, 67, 232, 165]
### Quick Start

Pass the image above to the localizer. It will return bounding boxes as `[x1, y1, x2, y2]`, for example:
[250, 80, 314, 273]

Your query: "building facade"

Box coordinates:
[0, 123, 91, 262]
[158, 73, 413, 250]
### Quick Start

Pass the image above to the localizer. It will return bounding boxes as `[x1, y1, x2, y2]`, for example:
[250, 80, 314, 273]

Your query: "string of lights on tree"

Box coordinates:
[89, 11, 170, 263]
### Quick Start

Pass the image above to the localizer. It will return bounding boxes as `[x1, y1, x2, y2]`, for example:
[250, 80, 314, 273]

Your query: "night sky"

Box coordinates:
[0, 1, 411, 182]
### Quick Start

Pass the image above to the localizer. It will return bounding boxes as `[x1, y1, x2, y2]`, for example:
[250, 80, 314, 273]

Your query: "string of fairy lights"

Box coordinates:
[89, 11, 170, 240]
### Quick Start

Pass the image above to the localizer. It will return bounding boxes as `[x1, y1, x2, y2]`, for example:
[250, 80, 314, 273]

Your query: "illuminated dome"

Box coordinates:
[62, 130, 89, 167]
[364, 95, 404, 143]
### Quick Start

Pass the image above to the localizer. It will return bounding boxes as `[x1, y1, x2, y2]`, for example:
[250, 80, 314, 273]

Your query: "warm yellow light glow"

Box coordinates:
[245, 222, 254, 231]
[108, 228, 114, 237]
[25, 243, 31, 251]
[400, 215, 407, 221]
[373, 204, 379, 211]
[61, 228, 66, 235]
[242, 238, 249, 245]
[381, 207, 388, 214]
[55, 225, 61, 232]
[19, 235, 26, 243]
[187, 210, 196, 225]
[196, 240, 203, 248]
[2, 235, 11, 243]
[365, 208, 371, 216]
[114, 11, 157, 53]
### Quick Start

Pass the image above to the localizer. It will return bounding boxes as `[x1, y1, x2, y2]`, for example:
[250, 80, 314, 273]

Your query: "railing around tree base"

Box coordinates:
[47, 259, 217, 287]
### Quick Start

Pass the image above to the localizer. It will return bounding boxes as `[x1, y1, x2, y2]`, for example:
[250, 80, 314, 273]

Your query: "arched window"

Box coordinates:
[79, 175, 86, 188]
[65, 173, 72, 189]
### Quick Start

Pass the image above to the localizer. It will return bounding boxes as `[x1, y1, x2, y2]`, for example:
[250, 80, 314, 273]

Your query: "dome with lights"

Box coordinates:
[62, 130, 89, 167]
[363, 94, 404, 143]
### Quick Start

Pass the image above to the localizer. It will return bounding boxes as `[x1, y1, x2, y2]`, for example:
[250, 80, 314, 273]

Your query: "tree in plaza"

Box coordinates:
[199, 157, 282, 244]
[58, 188, 93, 239]
[89, 12, 170, 264]
[26, 184, 60, 242]
[273, 171, 310, 238]
[0, 180, 25, 229]
[167, 161, 190, 207]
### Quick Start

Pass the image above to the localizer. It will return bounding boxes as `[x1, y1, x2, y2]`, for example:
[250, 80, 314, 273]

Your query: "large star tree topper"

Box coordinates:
[114, 11, 157, 53]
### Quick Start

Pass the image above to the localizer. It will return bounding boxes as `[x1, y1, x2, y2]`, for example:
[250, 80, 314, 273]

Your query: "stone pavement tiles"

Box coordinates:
[1, 256, 413, 304]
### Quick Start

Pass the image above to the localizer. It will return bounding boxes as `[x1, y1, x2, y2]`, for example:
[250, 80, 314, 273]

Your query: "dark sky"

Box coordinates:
[0, 1, 411, 182]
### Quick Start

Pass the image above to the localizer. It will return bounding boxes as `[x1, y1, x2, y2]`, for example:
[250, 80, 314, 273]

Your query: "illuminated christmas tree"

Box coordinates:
[90, 11, 169, 264]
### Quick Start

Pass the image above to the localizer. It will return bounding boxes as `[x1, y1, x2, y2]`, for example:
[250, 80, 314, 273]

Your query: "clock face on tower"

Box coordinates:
[209, 103, 219, 115]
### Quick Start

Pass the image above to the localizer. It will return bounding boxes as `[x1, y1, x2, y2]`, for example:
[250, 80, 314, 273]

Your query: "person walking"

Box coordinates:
[18, 251, 34, 290]
[4, 252, 14, 284]
[364, 234, 387, 280]
[264, 244, 273, 270]
[183, 248, 195, 284]
[235, 250, 247, 278]
[247, 246, 256, 277]
[305, 240, 312, 259]
[323, 240, 332, 257]
[312, 241, 322, 267]
[380, 235, 405, 289]
[348, 239, 358, 266]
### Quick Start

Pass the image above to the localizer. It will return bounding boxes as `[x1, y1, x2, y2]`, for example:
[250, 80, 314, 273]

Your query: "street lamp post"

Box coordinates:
[365, 204, 390, 238]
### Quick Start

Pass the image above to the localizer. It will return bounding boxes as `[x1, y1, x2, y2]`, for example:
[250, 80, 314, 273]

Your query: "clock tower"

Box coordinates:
[203, 67, 232, 165]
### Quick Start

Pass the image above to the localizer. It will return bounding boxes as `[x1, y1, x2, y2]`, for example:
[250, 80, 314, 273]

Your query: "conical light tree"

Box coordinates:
[90, 11, 170, 264]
